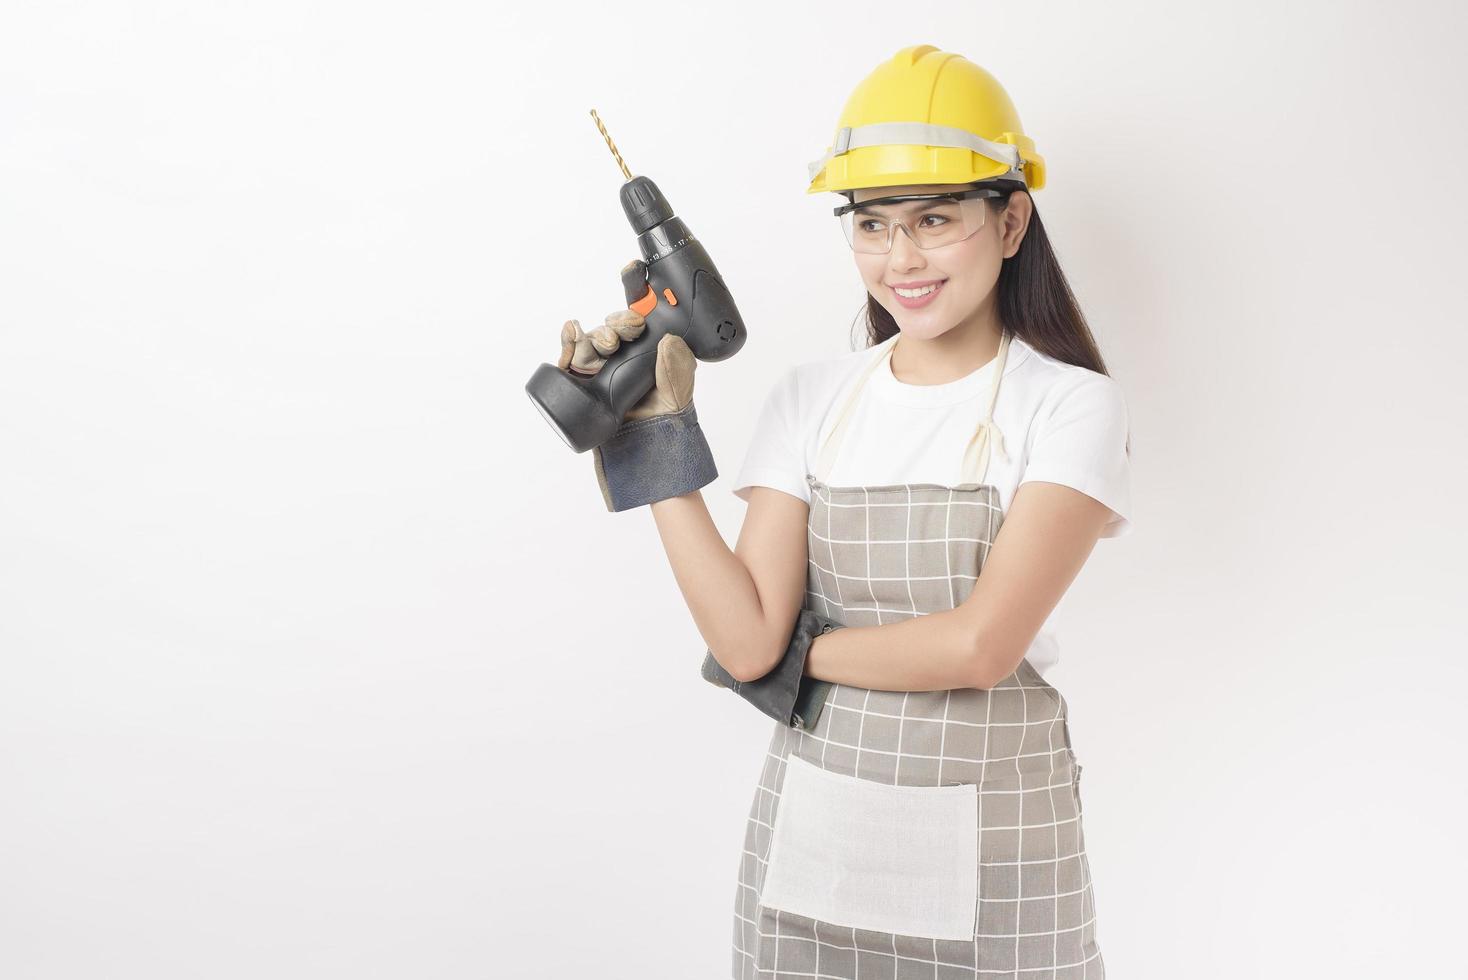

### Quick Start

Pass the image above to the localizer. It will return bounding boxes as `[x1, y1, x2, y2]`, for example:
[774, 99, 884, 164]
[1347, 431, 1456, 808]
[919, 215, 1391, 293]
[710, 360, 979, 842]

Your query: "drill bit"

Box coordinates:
[590, 109, 633, 182]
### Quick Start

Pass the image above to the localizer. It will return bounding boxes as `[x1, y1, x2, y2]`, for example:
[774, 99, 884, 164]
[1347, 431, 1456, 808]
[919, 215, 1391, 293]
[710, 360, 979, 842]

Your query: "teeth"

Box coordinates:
[894, 283, 940, 298]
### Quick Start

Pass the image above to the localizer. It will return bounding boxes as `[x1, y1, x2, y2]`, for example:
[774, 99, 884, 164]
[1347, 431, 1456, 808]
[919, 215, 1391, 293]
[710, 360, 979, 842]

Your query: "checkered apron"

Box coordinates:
[730, 332, 1105, 979]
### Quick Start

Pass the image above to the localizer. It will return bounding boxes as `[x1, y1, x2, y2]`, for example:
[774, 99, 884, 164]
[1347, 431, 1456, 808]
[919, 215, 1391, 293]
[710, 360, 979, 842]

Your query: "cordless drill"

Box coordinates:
[525, 112, 747, 453]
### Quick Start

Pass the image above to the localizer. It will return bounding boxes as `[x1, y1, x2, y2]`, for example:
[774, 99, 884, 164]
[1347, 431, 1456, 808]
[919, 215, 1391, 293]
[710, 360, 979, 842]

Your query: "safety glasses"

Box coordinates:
[833, 187, 1004, 254]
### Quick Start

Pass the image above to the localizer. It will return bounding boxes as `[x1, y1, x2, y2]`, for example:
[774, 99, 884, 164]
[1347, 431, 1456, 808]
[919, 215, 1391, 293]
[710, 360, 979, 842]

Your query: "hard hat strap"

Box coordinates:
[807, 121, 1025, 182]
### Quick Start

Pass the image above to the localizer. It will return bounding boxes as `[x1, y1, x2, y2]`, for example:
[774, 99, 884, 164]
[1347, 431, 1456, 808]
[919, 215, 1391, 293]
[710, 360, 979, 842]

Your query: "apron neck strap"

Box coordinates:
[812, 336, 897, 482]
[959, 330, 1011, 486]
[812, 331, 1013, 485]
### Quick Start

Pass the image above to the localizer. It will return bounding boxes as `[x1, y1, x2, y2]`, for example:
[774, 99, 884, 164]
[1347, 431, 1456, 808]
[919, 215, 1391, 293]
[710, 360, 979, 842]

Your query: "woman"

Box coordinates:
[560, 45, 1129, 980]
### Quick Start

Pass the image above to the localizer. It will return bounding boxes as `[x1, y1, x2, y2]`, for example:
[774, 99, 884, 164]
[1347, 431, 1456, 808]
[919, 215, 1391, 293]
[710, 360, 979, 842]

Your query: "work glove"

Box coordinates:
[558, 258, 718, 512]
[699, 608, 844, 732]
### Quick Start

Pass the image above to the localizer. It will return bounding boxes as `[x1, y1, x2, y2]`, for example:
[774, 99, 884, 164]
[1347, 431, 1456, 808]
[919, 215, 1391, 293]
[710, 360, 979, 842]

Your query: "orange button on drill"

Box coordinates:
[629, 285, 657, 317]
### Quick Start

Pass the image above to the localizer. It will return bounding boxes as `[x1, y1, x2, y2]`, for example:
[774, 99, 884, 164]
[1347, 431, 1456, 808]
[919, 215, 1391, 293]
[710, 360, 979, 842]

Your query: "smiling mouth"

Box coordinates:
[890, 280, 946, 298]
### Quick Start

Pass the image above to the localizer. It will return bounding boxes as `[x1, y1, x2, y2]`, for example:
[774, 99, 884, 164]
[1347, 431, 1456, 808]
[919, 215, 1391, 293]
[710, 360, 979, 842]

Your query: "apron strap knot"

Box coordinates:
[959, 332, 1013, 485]
[987, 420, 1007, 460]
[961, 417, 1007, 485]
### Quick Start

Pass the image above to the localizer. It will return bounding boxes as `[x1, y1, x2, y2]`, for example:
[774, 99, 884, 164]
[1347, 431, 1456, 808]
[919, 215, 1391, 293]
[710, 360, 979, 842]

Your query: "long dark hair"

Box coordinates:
[853, 180, 1112, 379]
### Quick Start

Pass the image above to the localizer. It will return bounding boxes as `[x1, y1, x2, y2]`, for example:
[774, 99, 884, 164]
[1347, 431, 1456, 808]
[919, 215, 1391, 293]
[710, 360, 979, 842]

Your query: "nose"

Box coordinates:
[887, 222, 925, 270]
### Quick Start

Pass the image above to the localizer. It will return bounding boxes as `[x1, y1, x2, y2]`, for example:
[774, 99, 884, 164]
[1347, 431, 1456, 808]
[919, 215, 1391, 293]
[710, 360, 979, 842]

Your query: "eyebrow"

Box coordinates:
[854, 198, 956, 217]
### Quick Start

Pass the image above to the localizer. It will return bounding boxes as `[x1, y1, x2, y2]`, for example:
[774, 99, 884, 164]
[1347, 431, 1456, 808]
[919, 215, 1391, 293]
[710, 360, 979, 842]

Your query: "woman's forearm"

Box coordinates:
[802, 607, 985, 692]
[647, 490, 770, 680]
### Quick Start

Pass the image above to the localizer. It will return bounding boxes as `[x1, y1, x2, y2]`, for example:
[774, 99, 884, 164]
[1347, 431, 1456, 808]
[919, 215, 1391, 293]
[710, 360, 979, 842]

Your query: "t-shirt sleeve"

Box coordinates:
[1018, 374, 1134, 538]
[732, 366, 810, 505]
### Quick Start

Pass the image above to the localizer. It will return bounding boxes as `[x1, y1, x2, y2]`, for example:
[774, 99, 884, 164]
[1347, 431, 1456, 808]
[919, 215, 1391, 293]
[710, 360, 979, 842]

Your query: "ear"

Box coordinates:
[1001, 191, 1034, 259]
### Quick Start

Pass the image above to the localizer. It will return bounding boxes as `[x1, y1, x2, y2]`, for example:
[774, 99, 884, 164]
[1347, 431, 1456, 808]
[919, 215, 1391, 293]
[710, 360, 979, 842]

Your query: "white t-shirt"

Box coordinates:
[731, 332, 1134, 678]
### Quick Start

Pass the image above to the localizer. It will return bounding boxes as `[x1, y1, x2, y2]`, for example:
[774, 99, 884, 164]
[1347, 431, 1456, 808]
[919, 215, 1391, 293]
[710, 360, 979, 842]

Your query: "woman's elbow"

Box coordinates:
[714, 642, 777, 684]
[965, 625, 1029, 690]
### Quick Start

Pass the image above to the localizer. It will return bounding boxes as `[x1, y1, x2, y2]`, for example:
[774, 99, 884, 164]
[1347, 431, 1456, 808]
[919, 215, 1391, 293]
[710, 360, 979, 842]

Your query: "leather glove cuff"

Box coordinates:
[700, 608, 844, 731]
[592, 400, 718, 512]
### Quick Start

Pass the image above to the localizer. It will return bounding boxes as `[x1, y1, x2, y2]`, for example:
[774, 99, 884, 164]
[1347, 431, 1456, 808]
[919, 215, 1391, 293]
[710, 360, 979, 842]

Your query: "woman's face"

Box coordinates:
[850, 182, 1026, 341]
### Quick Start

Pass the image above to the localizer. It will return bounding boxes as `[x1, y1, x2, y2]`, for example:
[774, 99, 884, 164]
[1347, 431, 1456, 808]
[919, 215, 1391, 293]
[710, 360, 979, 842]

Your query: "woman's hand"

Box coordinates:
[562, 260, 713, 512]
[557, 259, 697, 423]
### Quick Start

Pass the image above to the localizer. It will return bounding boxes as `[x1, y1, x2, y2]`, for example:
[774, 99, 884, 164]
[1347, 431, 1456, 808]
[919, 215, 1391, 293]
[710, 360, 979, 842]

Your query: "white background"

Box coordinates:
[3, 2, 1465, 977]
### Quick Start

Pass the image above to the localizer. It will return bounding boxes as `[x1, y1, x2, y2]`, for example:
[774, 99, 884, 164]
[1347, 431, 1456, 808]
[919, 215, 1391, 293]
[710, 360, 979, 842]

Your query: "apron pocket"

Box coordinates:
[760, 754, 978, 941]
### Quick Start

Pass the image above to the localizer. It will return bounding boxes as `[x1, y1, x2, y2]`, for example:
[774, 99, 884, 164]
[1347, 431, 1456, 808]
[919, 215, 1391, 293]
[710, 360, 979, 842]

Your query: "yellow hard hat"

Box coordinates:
[806, 45, 1046, 195]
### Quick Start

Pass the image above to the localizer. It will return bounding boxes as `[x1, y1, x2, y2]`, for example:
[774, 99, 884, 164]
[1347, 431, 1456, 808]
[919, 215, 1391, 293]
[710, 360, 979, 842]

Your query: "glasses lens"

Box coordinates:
[840, 195, 989, 254]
